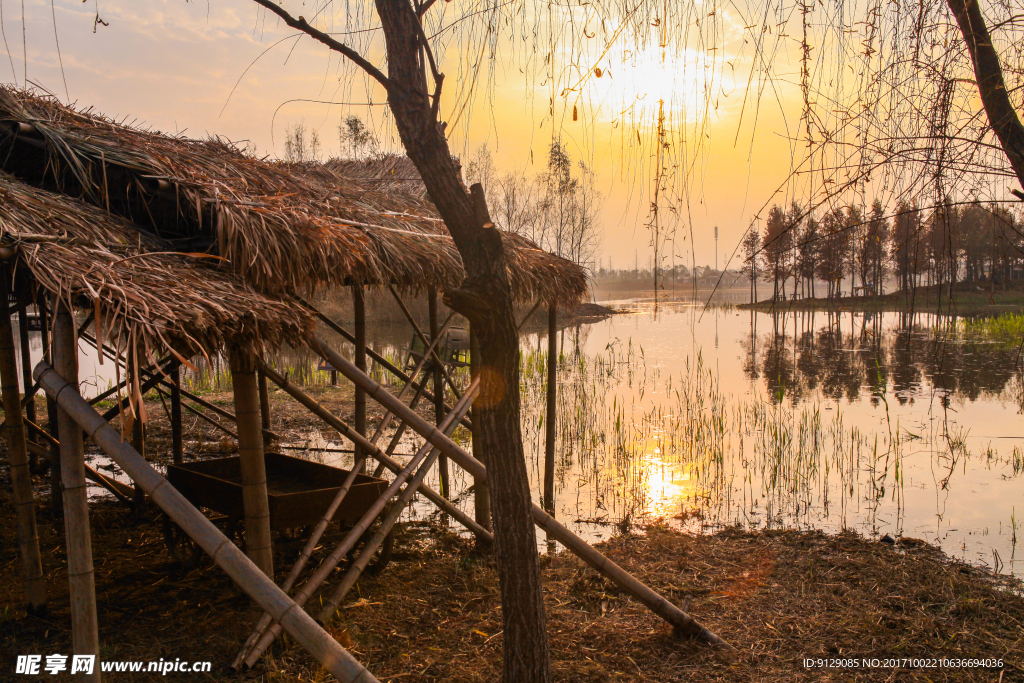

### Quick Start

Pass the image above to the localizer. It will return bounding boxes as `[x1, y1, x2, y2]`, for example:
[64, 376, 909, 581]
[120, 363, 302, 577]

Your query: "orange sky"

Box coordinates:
[3, 0, 813, 270]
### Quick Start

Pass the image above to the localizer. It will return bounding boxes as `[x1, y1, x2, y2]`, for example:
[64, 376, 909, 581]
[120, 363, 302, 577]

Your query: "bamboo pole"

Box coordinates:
[52, 302, 101, 679]
[319, 439, 444, 623]
[308, 336, 732, 648]
[171, 365, 183, 465]
[258, 364, 489, 541]
[128, 354, 146, 510]
[228, 348, 274, 579]
[257, 366, 271, 444]
[469, 326, 490, 531]
[16, 295, 36, 448]
[353, 284, 367, 474]
[39, 296, 61, 512]
[33, 363, 381, 683]
[240, 382, 479, 668]
[427, 289, 449, 500]
[544, 303, 557, 515]
[0, 271, 46, 615]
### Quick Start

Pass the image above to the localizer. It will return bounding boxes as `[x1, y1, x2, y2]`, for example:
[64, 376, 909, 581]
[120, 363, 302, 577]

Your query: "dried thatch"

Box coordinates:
[0, 172, 315, 363]
[323, 154, 428, 199]
[0, 87, 588, 306]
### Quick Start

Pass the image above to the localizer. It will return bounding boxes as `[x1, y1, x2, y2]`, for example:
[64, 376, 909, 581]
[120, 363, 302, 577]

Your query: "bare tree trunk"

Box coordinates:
[949, 0, 1024, 188]
[374, 2, 550, 678]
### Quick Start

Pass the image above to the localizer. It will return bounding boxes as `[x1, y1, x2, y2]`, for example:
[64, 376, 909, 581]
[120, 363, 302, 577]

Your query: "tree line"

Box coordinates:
[741, 200, 1022, 301]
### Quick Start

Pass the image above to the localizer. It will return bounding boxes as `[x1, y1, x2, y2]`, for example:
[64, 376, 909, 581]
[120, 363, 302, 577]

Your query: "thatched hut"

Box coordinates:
[0, 89, 721, 683]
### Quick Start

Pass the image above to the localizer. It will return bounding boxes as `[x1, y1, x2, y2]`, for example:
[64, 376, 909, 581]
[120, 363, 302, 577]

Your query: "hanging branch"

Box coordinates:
[248, 0, 394, 93]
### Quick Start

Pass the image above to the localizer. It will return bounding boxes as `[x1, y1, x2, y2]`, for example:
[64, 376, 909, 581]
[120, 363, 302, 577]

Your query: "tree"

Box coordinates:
[761, 205, 791, 300]
[892, 201, 923, 294]
[858, 200, 889, 296]
[338, 115, 378, 158]
[741, 228, 761, 302]
[796, 214, 820, 299]
[249, 1, 551, 678]
[283, 122, 321, 162]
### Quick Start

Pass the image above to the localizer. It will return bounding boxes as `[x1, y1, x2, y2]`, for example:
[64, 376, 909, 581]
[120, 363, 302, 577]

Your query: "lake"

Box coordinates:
[13, 293, 1022, 576]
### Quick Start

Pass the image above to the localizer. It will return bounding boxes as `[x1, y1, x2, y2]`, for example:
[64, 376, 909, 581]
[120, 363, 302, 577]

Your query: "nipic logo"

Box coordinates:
[16, 655, 95, 675]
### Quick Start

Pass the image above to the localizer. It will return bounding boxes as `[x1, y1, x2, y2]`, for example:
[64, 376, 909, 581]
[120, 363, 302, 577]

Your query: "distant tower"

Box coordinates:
[714, 225, 719, 272]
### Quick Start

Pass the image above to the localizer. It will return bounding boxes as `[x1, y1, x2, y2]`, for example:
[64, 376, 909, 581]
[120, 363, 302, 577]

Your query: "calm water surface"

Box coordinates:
[21, 295, 1021, 576]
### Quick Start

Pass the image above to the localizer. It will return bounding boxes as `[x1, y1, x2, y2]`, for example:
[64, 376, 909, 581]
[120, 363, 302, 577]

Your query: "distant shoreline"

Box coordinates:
[738, 286, 1024, 315]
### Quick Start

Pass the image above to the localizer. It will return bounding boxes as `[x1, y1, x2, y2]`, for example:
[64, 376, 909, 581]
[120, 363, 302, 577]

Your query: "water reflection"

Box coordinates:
[747, 311, 1023, 407]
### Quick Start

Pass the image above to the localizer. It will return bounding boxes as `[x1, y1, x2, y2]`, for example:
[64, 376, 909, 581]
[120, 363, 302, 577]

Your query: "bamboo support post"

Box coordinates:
[308, 336, 732, 647]
[353, 284, 367, 474]
[257, 364, 489, 541]
[0, 271, 46, 615]
[128, 355, 146, 509]
[52, 302, 101, 678]
[228, 349, 274, 579]
[39, 296, 61, 511]
[171, 365, 183, 465]
[239, 382, 479, 669]
[257, 366, 271, 447]
[428, 289, 449, 499]
[544, 303, 557, 515]
[33, 363, 380, 683]
[17, 295, 36, 446]
[469, 326, 490, 530]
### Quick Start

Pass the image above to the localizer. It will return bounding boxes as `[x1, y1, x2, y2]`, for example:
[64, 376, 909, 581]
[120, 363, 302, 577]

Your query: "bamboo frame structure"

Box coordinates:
[34, 361, 381, 683]
[37, 296, 61, 512]
[228, 348, 274, 578]
[309, 337, 732, 648]
[304, 301, 473, 431]
[0, 269, 46, 615]
[257, 363, 490, 541]
[544, 303, 557, 515]
[52, 302, 102, 679]
[239, 381, 480, 668]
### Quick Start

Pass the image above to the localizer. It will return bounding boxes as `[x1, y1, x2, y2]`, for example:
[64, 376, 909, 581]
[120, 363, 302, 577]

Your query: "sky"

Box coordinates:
[1, 0, 816, 271]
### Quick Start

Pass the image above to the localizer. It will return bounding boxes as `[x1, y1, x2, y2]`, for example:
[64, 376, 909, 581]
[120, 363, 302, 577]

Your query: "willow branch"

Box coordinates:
[250, 0, 393, 92]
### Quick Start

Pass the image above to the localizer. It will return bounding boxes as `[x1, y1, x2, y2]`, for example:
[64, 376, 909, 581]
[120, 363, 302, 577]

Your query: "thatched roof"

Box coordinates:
[0, 172, 315, 361]
[323, 155, 428, 199]
[0, 87, 588, 306]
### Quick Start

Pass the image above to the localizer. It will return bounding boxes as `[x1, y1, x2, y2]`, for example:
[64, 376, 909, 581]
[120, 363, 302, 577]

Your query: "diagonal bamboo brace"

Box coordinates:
[238, 381, 480, 668]
[258, 364, 491, 543]
[308, 335, 733, 649]
[33, 361, 381, 683]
